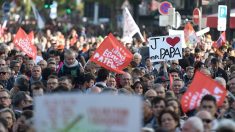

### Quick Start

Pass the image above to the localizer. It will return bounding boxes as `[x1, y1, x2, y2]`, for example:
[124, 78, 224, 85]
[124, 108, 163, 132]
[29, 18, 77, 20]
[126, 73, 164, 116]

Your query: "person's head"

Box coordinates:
[184, 47, 191, 57]
[31, 81, 45, 97]
[25, 60, 35, 71]
[47, 58, 57, 71]
[166, 98, 183, 116]
[144, 89, 157, 101]
[196, 110, 214, 132]
[12, 91, 32, 109]
[96, 68, 110, 82]
[0, 66, 11, 81]
[37, 60, 47, 70]
[171, 60, 179, 69]
[155, 76, 169, 90]
[199, 94, 217, 118]
[82, 73, 95, 88]
[120, 72, 132, 87]
[145, 57, 152, 67]
[86, 86, 102, 94]
[151, 97, 166, 117]
[215, 119, 235, 132]
[169, 69, 179, 79]
[13, 110, 34, 132]
[214, 77, 226, 87]
[228, 77, 235, 95]
[10, 60, 21, 74]
[172, 78, 184, 95]
[152, 83, 165, 98]
[182, 117, 204, 132]
[133, 53, 142, 65]
[107, 75, 117, 88]
[0, 90, 11, 108]
[0, 59, 6, 68]
[46, 75, 58, 92]
[158, 110, 180, 132]
[211, 58, 219, 70]
[31, 65, 42, 80]
[0, 117, 8, 132]
[58, 76, 73, 90]
[64, 49, 77, 65]
[200, 67, 212, 77]
[131, 68, 141, 80]
[186, 66, 194, 79]
[143, 100, 153, 122]
[13, 75, 29, 92]
[101, 87, 118, 95]
[132, 81, 143, 95]
[0, 108, 16, 129]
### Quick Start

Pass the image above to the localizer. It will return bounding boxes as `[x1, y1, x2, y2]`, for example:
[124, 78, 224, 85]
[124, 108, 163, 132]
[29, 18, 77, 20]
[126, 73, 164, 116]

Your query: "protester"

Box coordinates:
[0, 6, 235, 131]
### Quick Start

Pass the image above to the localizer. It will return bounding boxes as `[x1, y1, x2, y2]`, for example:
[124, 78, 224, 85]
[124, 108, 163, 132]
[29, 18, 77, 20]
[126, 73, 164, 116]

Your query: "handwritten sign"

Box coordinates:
[34, 94, 142, 132]
[90, 33, 133, 74]
[169, 29, 186, 48]
[149, 35, 182, 62]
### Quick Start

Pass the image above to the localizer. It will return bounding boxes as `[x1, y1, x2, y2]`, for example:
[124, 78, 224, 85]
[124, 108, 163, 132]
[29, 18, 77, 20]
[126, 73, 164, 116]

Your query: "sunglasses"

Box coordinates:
[202, 119, 212, 124]
[172, 63, 178, 65]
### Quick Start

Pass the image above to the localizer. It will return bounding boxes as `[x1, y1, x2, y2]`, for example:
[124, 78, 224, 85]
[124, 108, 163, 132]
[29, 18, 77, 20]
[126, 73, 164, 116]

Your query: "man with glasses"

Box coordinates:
[46, 75, 58, 93]
[196, 110, 214, 132]
[0, 89, 11, 109]
[199, 94, 219, 131]
[0, 66, 14, 90]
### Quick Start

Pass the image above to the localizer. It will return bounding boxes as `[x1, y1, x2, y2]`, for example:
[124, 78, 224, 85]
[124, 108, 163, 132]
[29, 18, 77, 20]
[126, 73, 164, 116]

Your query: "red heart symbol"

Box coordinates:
[166, 37, 180, 47]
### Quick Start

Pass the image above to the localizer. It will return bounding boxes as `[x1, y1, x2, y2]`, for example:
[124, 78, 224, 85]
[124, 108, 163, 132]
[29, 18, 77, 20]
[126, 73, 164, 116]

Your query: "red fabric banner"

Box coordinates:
[13, 28, 37, 60]
[212, 32, 226, 49]
[90, 33, 133, 74]
[181, 71, 227, 113]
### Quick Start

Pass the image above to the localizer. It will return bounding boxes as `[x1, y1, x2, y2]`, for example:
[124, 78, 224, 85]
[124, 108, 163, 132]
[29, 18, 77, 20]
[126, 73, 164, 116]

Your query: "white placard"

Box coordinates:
[196, 27, 210, 36]
[169, 29, 186, 48]
[34, 94, 142, 132]
[149, 35, 182, 62]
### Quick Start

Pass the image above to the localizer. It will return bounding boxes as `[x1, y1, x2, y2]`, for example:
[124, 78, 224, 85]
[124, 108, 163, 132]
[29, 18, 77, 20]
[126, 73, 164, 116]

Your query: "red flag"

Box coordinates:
[212, 32, 226, 48]
[181, 71, 227, 113]
[13, 28, 37, 60]
[90, 33, 133, 74]
[184, 22, 198, 45]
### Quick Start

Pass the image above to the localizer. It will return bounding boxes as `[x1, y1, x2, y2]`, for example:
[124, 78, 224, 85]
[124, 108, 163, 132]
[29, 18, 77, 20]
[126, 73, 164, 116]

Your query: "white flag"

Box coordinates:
[123, 7, 145, 42]
[31, 0, 45, 29]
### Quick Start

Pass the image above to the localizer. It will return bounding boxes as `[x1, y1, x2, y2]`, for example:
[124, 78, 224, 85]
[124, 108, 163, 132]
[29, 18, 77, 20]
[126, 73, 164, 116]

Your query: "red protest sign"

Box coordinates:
[90, 33, 133, 74]
[14, 28, 37, 60]
[181, 71, 227, 113]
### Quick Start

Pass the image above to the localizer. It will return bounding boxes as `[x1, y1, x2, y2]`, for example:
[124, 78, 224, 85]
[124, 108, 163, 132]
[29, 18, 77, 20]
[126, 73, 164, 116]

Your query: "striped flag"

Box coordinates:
[213, 32, 226, 48]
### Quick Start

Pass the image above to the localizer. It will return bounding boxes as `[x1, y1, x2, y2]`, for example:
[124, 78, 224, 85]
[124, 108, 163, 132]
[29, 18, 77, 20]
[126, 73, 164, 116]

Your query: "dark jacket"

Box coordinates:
[58, 60, 83, 84]
[212, 67, 228, 82]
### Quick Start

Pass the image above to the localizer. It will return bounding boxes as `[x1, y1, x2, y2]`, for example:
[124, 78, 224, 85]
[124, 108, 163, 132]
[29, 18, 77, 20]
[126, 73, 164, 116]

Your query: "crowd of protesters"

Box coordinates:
[0, 21, 235, 132]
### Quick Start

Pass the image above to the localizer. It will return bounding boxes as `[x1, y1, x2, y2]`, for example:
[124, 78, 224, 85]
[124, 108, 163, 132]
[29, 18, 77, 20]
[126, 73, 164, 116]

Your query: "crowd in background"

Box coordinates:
[0, 22, 234, 132]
